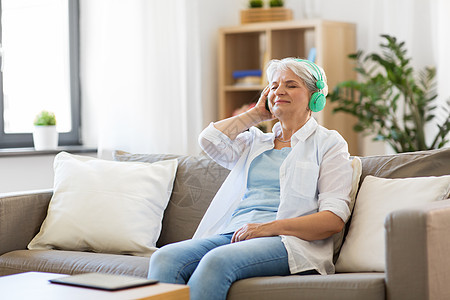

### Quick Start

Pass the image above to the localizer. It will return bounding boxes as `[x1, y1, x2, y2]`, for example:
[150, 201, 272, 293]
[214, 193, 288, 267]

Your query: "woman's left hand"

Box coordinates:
[231, 222, 275, 243]
[230, 211, 345, 243]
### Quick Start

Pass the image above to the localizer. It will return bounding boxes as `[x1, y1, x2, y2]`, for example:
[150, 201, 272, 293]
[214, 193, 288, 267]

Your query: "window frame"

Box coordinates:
[0, 0, 81, 148]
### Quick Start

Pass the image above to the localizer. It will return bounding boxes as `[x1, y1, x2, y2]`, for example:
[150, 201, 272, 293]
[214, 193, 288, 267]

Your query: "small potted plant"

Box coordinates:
[249, 0, 264, 8]
[242, 0, 292, 24]
[269, 0, 284, 7]
[33, 110, 58, 150]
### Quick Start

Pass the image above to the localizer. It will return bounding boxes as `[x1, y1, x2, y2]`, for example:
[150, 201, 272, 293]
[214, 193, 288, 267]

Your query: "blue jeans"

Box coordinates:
[148, 233, 290, 300]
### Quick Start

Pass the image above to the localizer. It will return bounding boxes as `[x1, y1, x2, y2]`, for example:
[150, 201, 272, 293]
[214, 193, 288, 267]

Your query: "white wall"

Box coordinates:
[0, 152, 97, 194]
[196, 1, 242, 131]
[0, 155, 55, 193]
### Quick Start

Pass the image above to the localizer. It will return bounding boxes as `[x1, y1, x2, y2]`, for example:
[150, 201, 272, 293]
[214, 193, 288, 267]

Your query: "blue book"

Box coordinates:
[307, 47, 316, 62]
[232, 69, 262, 79]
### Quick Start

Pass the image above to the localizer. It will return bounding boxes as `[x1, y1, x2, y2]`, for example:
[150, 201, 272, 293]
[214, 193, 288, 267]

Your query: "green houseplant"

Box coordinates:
[33, 110, 58, 150]
[329, 34, 450, 153]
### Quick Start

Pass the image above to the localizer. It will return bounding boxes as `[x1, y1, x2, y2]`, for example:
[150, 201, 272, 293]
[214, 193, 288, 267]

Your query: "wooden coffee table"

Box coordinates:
[0, 272, 189, 300]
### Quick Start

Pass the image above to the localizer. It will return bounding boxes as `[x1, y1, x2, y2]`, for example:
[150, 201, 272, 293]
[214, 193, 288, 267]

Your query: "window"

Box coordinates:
[0, 0, 80, 148]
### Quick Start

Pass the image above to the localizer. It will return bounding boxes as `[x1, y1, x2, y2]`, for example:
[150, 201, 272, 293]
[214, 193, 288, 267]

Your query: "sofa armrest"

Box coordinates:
[0, 189, 53, 255]
[385, 199, 450, 300]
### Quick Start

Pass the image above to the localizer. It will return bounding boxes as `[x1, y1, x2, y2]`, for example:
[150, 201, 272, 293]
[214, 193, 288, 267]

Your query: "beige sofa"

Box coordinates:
[1, 148, 449, 300]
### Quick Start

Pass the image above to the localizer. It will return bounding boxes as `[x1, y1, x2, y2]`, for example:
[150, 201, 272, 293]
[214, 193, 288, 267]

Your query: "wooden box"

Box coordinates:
[240, 8, 293, 24]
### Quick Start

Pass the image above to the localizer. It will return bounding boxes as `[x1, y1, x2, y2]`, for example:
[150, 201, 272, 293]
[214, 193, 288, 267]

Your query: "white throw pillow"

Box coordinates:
[28, 152, 178, 256]
[349, 157, 362, 212]
[335, 175, 450, 272]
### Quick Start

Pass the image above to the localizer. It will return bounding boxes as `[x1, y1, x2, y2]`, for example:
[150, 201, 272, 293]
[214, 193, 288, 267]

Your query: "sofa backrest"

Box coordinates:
[114, 151, 230, 247]
[114, 147, 450, 248]
[359, 147, 449, 182]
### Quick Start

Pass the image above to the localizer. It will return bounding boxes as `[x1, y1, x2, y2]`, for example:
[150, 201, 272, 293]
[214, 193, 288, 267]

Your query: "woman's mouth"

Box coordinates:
[274, 100, 290, 105]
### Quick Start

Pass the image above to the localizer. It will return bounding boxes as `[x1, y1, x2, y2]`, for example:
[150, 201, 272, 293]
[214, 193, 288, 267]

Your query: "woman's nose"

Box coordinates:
[275, 85, 286, 95]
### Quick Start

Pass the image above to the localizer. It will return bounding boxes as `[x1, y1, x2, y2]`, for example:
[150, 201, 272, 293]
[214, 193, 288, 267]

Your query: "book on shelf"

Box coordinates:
[232, 69, 262, 78]
[232, 69, 263, 86]
[307, 47, 316, 62]
[234, 76, 262, 86]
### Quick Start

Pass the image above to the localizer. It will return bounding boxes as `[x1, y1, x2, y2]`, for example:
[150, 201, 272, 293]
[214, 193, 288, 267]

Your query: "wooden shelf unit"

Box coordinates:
[218, 19, 360, 155]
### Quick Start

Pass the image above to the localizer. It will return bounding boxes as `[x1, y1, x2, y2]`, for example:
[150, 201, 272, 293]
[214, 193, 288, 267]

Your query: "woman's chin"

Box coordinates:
[272, 106, 288, 117]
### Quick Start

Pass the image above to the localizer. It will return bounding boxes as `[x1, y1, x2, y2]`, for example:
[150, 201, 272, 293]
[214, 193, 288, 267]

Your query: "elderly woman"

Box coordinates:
[148, 57, 353, 300]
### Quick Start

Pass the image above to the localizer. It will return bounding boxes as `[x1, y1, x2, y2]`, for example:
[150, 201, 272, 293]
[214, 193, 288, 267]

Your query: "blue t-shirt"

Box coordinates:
[222, 147, 291, 234]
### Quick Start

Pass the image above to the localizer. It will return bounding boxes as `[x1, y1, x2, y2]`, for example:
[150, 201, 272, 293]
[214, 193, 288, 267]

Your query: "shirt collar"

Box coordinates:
[272, 117, 318, 145]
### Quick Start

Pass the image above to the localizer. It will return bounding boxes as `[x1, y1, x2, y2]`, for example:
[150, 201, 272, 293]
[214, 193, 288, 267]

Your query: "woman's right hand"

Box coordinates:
[252, 85, 275, 122]
[212, 86, 275, 140]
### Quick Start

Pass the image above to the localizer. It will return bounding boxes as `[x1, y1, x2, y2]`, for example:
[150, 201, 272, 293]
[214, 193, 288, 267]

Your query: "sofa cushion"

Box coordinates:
[336, 174, 450, 272]
[113, 151, 230, 247]
[338, 147, 450, 254]
[0, 249, 150, 278]
[28, 152, 177, 256]
[227, 273, 385, 300]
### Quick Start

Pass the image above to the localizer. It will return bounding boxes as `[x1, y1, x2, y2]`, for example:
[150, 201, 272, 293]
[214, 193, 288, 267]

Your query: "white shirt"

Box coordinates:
[194, 117, 353, 275]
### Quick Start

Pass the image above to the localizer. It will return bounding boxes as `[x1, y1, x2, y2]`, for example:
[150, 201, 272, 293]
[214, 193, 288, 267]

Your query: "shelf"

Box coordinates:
[224, 85, 265, 91]
[218, 19, 360, 155]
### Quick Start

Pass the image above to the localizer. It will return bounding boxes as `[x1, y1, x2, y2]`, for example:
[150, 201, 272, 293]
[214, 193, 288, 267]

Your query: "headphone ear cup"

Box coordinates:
[309, 92, 326, 112]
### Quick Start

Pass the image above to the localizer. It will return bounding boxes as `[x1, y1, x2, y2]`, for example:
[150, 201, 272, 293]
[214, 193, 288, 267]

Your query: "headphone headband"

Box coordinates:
[295, 59, 325, 90]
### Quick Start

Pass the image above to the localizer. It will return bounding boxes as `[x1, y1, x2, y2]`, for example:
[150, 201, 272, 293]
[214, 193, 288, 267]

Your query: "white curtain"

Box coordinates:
[81, 0, 203, 158]
[430, 0, 450, 146]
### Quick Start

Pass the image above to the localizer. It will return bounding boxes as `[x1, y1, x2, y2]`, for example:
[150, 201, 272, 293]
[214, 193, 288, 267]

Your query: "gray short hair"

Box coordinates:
[266, 57, 328, 97]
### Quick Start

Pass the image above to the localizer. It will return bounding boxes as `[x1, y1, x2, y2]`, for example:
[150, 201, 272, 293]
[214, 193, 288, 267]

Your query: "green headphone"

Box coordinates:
[295, 59, 326, 112]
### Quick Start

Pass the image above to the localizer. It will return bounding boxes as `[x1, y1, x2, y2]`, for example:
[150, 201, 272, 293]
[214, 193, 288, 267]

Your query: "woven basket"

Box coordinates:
[240, 8, 293, 24]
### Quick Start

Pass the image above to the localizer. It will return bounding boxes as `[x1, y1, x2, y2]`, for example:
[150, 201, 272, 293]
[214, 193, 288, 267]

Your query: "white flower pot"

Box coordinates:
[33, 125, 58, 150]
